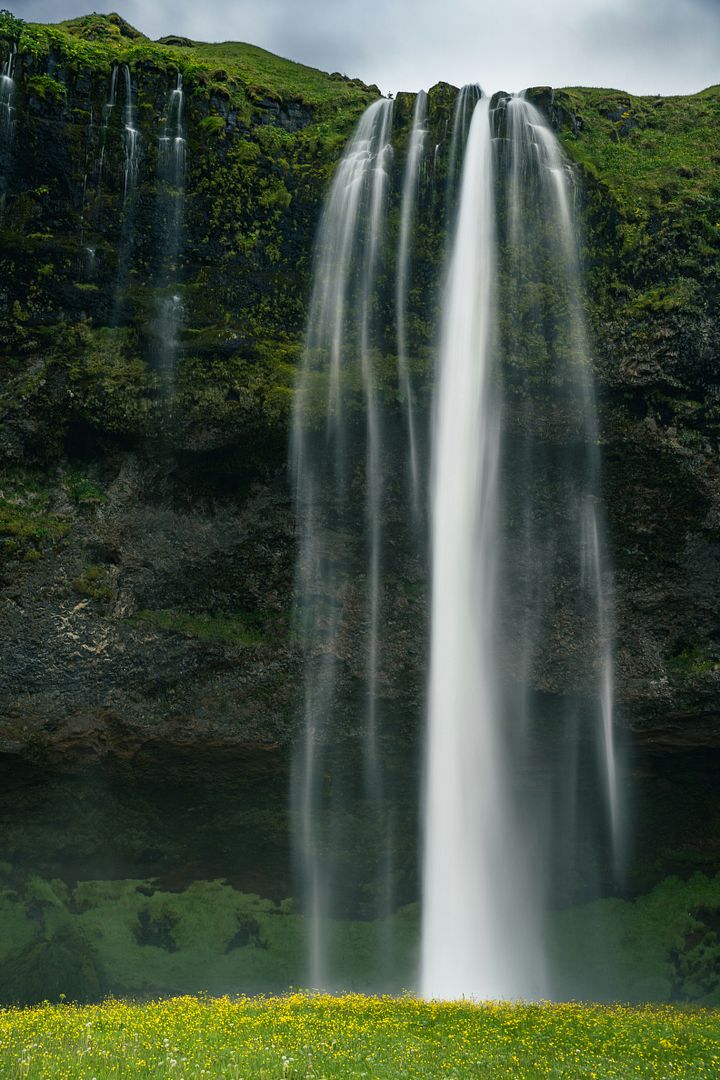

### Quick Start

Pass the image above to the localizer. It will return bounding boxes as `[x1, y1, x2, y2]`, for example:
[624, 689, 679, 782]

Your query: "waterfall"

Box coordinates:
[0, 41, 17, 141]
[292, 85, 621, 999]
[421, 92, 621, 999]
[396, 90, 428, 513]
[154, 72, 187, 388]
[0, 40, 17, 218]
[291, 97, 395, 988]
[159, 72, 186, 187]
[97, 64, 119, 196]
[504, 94, 621, 873]
[121, 64, 139, 201]
[108, 65, 141, 327]
[422, 94, 544, 1000]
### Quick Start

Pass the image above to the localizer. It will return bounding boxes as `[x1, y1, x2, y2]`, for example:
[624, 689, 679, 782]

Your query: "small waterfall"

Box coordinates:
[291, 97, 395, 988]
[158, 72, 186, 187]
[0, 41, 17, 141]
[0, 40, 17, 219]
[97, 64, 119, 195]
[109, 65, 141, 327]
[104, 64, 119, 124]
[154, 72, 187, 389]
[121, 64, 139, 201]
[84, 246, 96, 278]
[396, 90, 428, 513]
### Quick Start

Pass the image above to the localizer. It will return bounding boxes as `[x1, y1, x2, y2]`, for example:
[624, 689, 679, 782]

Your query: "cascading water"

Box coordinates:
[0, 41, 17, 218]
[0, 41, 17, 141]
[292, 85, 621, 1000]
[154, 72, 187, 388]
[503, 93, 621, 884]
[421, 93, 544, 1001]
[97, 64, 119, 198]
[422, 92, 621, 999]
[158, 72, 186, 188]
[396, 90, 428, 513]
[291, 97, 398, 988]
[109, 65, 141, 326]
[121, 64, 139, 201]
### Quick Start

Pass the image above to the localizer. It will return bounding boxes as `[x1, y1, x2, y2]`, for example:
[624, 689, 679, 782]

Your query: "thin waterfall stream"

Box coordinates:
[121, 63, 139, 202]
[292, 85, 622, 999]
[0, 40, 17, 141]
[154, 71, 187, 390]
[0, 40, 17, 217]
[396, 89, 428, 513]
[291, 98, 397, 988]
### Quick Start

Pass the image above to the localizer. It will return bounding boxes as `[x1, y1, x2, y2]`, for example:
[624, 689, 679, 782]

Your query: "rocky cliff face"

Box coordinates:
[0, 11, 719, 939]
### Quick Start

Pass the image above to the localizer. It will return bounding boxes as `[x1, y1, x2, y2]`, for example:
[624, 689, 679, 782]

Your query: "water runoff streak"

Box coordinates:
[396, 90, 428, 514]
[154, 72, 187, 389]
[121, 64, 140, 202]
[97, 64, 119, 197]
[292, 86, 621, 999]
[0, 41, 17, 141]
[0, 41, 17, 217]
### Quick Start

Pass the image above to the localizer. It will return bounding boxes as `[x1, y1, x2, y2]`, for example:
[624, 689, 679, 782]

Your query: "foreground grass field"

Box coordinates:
[0, 995, 719, 1079]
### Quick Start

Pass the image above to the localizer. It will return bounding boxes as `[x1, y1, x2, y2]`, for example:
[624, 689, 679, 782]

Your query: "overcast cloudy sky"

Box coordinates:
[11, 0, 720, 97]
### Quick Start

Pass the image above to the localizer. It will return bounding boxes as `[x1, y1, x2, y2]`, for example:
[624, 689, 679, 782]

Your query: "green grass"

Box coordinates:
[558, 85, 720, 224]
[189, 39, 375, 108]
[5, 11, 376, 125]
[0, 994, 718, 1078]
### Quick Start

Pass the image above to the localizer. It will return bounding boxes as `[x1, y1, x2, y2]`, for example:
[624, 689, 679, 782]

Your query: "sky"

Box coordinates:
[11, 0, 720, 97]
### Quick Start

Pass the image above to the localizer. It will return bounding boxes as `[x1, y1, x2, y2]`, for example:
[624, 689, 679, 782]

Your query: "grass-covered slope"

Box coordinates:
[559, 84, 720, 220]
[23, 10, 377, 123]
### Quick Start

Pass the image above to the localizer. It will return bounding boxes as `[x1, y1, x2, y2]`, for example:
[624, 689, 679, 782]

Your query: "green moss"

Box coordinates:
[0, 12, 379, 468]
[63, 471, 107, 507]
[0, 871, 720, 1004]
[666, 645, 717, 679]
[549, 873, 720, 1004]
[24, 73, 67, 104]
[128, 609, 265, 646]
[63, 324, 150, 435]
[71, 565, 114, 603]
[199, 115, 226, 134]
[623, 280, 700, 316]
[0, 473, 71, 560]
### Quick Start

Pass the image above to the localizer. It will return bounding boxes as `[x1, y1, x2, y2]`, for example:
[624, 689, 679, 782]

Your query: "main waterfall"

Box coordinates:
[292, 85, 621, 999]
[422, 94, 544, 1000]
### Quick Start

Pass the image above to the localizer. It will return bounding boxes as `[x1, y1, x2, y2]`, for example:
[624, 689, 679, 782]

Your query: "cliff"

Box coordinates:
[0, 9, 719, 1002]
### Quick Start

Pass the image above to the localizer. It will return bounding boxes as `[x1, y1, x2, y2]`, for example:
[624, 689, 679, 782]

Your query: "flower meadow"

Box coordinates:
[0, 993, 718, 1078]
